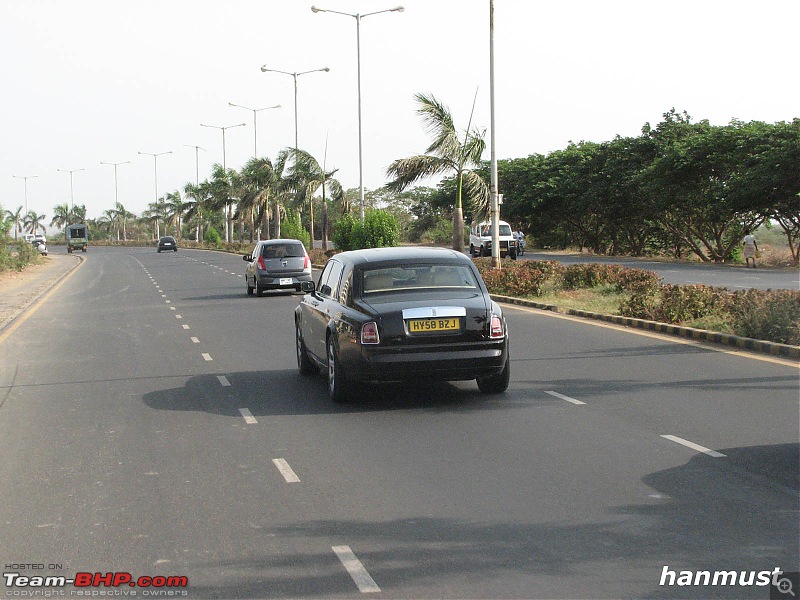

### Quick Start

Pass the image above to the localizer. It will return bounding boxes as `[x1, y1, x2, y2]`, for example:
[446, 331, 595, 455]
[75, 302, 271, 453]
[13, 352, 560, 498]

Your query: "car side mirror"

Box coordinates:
[300, 281, 316, 293]
[243, 255, 252, 262]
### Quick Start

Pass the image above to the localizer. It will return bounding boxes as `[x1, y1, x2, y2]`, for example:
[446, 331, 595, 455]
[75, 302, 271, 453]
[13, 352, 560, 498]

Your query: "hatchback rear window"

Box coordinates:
[261, 243, 305, 259]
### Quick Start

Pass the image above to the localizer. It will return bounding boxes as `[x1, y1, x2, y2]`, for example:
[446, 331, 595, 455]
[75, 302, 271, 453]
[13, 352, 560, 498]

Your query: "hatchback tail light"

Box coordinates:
[361, 322, 380, 345]
[489, 315, 504, 339]
[257, 256, 266, 270]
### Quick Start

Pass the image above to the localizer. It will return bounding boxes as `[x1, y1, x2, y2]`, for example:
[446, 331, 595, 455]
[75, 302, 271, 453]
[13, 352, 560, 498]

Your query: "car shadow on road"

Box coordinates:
[141, 369, 522, 416]
[181, 442, 798, 599]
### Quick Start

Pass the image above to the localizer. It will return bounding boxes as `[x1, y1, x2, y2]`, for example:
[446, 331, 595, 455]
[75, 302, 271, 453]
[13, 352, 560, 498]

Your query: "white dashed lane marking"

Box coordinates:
[238, 408, 257, 424]
[332, 546, 381, 593]
[661, 435, 727, 458]
[272, 458, 301, 483]
[544, 390, 586, 405]
[217, 375, 231, 387]
[201, 353, 213, 361]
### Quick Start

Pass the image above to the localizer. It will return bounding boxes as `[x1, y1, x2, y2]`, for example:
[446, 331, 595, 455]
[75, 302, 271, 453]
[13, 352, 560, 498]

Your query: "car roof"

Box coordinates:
[332, 246, 471, 268]
[258, 238, 304, 245]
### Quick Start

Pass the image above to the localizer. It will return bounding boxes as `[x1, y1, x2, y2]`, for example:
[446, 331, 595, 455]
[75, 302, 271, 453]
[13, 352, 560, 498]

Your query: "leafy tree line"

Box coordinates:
[486, 110, 799, 265]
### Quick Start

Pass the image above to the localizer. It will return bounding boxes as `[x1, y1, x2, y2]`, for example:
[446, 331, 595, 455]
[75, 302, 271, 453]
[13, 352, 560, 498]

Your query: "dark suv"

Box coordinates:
[243, 239, 312, 296]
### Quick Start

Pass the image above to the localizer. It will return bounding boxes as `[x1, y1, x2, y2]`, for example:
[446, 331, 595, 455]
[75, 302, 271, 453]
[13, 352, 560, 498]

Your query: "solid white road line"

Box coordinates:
[217, 375, 231, 387]
[544, 390, 586, 405]
[272, 458, 301, 483]
[661, 435, 727, 458]
[332, 546, 380, 593]
[201, 353, 213, 361]
[238, 408, 257, 424]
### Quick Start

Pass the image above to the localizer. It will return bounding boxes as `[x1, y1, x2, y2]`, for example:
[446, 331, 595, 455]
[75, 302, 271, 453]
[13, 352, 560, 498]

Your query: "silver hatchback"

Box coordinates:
[243, 239, 312, 296]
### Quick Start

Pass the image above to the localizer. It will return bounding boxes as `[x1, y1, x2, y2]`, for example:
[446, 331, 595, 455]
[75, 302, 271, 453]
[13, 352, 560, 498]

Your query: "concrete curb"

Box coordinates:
[491, 293, 800, 360]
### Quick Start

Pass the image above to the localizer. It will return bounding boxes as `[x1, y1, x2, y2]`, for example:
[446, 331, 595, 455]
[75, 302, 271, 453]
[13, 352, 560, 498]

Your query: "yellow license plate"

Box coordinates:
[408, 318, 461, 333]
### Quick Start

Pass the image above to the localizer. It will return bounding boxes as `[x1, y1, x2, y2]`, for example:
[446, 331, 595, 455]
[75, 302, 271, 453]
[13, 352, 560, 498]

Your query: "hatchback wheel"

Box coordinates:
[246, 278, 254, 296]
[256, 283, 265, 297]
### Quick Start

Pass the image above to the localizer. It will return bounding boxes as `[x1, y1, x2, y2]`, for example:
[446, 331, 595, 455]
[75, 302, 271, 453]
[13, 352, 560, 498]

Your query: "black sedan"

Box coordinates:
[295, 246, 510, 402]
[157, 236, 178, 252]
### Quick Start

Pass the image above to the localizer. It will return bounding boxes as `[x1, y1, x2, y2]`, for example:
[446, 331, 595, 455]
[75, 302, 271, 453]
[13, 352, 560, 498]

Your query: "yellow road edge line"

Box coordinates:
[503, 302, 800, 369]
[0, 256, 85, 345]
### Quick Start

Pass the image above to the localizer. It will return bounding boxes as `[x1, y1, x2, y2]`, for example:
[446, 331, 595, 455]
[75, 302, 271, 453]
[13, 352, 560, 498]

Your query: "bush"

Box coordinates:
[563, 263, 624, 289]
[361, 210, 399, 248]
[614, 267, 663, 294]
[332, 210, 399, 251]
[204, 227, 221, 246]
[280, 212, 311, 248]
[332, 214, 363, 252]
[651, 284, 731, 323]
[729, 289, 800, 345]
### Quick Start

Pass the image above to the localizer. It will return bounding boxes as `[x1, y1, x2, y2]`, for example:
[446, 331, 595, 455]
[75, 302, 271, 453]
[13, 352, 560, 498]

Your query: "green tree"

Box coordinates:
[284, 148, 344, 250]
[386, 93, 489, 252]
[50, 202, 71, 231]
[23, 210, 47, 236]
[5, 206, 24, 240]
[237, 157, 277, 243]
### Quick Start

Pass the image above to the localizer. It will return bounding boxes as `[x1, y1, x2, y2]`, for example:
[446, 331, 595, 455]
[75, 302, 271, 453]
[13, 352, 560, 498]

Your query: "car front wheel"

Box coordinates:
[296, 325, 316, 375]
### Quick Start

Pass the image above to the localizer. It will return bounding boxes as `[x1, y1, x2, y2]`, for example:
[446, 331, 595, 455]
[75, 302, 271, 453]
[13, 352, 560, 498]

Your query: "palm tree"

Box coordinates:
[70, 204, 87, 224]
[115, 202, 135, 241]
[386, 92, 489, 251]
[5, 206, 24, 240]
[237, 157, 278, 242]
[163, 192, 187, 239]
[23, 210, 47, 236]
[285, 148, 343, 249]
[50, 202, 71, 231]
[183, 181, 212, 242]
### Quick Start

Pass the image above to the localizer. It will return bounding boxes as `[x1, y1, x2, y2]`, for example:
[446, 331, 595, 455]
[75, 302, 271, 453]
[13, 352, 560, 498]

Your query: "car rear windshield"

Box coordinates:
[362, 264, 479, 293]
[261, 243, 305, 258]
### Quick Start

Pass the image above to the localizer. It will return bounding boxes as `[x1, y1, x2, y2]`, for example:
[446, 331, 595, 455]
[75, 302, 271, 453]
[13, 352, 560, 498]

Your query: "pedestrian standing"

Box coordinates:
[743, 230, 759, 268]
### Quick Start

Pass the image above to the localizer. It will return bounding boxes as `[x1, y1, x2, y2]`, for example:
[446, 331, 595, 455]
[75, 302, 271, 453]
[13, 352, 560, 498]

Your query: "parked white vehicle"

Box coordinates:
[469, 220, 518, 259]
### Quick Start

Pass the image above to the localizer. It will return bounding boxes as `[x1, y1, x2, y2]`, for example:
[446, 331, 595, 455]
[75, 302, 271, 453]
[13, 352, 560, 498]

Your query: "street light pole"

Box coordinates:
[200, 122, 246, 243]
[259, 66, 329, 152]
[228, 102, 281, 158]
[101, 161, 131, 240]
[12, 174, 38, 216]
[138, 151, 172, 239]
[489, 0, 501, 269]
[311, 5, 404, 222]
[57, 168, 85, 212]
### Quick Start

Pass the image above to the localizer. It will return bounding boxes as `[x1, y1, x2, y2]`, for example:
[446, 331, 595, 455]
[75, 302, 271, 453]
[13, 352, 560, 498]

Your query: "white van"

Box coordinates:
[469, 220, 518, 259]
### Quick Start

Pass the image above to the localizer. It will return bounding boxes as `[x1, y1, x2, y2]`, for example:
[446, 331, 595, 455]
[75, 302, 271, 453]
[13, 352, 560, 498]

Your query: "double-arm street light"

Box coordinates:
[100, 160, 131, 207]
[12, 174, 38, 216]
[138, 151, 172, 239]
[259, 66, 329, 152]
[228, 102, 281, 158]
[311, 5, 404, 221]
[200, 122, 246, 243]
[57, 168, 85, 211]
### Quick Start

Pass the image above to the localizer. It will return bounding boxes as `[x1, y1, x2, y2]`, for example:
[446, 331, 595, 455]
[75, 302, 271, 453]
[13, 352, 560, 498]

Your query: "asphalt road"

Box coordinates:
[1, 246, 798, 599]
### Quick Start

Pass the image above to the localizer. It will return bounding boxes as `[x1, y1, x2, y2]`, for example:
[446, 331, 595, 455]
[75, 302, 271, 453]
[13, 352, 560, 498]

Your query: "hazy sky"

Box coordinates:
[2, 0, 797, 227]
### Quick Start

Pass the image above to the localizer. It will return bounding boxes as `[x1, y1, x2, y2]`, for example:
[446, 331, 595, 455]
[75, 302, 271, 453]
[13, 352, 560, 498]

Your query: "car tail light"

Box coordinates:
[257, 256, 266, 270]
[303, 253, 311, 271]
[489, 315, 504, 339]
[361, 322, 380, 345]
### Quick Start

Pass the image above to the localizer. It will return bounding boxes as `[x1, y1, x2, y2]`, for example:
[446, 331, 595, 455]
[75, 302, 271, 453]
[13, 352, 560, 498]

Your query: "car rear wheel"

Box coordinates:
[476, 353, 510, 394]
[256, 283, 265, 297]
[296, 325, 316, 375]
[327, 338, 352, 403]
[246, 278, 254, 296]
